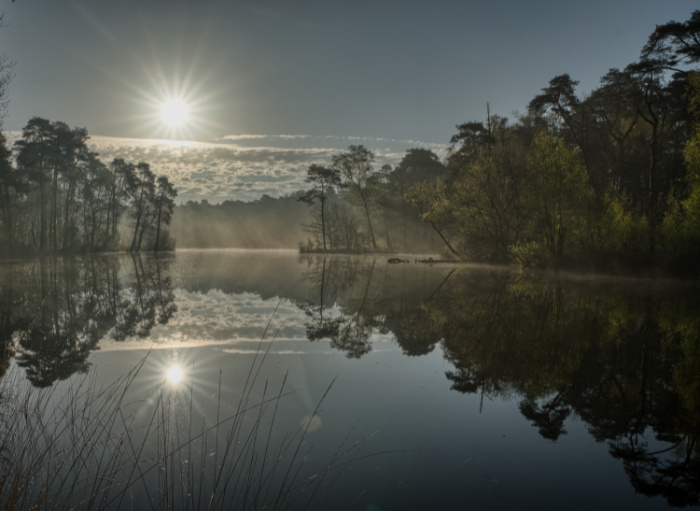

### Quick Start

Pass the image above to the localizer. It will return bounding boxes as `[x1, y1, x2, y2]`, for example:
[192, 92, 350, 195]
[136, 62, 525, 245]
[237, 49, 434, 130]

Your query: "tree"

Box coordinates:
[4, 115, 176, 255]
[129, 162, 155, 252]
[14, 117, 54, 252]
[453, 134, 528, 261]
[0, 131, 23, 246]
[406, 179, 463, 259]
[448, 121, 490, 165]
[519, 133, 592, 262]
[109, 158, 137, 241]
[640, 10, 700, 74]
[13, 119, 92, 252]
[298, 164, 342, 251]
[623, 63, 675, 257]
[152, 175, 177, 252]
[332, 145, 379, 250]
[386, 149, 446, 250]
[588, 69, 640, 193]
[528, 74, 594, 171]
[662, 71, 700, 263]
[56, 124, 89, 250]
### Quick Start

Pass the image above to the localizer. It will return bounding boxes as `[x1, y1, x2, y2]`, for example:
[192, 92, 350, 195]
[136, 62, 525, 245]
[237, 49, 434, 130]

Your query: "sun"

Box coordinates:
[161, 99, 189, 127]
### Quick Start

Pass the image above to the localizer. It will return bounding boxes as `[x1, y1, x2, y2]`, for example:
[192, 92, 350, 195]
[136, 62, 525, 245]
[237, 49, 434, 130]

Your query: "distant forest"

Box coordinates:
[3, 11, 700, 273]
[172, 150, 446, 254]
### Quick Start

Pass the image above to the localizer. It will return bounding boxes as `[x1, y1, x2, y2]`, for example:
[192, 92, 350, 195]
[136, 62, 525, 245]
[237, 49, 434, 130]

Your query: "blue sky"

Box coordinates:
[1, 0, 698, 202]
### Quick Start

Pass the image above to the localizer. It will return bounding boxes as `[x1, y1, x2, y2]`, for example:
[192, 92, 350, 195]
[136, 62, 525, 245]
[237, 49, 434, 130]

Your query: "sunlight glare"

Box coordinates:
[167, 365, 184, 384]
[161, 100, 189, 127]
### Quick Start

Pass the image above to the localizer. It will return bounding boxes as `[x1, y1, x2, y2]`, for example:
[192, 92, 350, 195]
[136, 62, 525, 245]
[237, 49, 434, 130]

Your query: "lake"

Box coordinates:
[0, 250, 698, 510]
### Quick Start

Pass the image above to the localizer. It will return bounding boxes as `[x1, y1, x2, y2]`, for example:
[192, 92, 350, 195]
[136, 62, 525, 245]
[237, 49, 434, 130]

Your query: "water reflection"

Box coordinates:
[1, 252, 699, 507]
[299, 255, 444, 358]
[297, 257, 700, 507]
[429, 275, 700, 508]
[0, 254, 176, 387]
[166, 365, 184, 384]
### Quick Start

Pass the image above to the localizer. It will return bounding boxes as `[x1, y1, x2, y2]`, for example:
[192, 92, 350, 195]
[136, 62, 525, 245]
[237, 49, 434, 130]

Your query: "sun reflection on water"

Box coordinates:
[166, 365, 184, 384]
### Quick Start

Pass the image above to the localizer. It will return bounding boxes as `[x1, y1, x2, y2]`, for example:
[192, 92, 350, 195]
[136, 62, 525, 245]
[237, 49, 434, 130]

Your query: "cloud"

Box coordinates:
[221, 133, 448, 152]
[98, 287, 401, 355]
[11, 131, 447, 204]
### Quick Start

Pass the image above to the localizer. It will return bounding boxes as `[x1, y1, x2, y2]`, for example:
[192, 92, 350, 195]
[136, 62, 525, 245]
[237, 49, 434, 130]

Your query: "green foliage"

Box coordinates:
[601, 194, 649, 257]
[509, 240, 547, 269]
[405, 7, 700, 272]
[657, 71, 700, 268]
[448, 132, 527, 260]
[522, 133, 592, 261]
[418, 129, 596, 266]
[406, 179, 463, 259]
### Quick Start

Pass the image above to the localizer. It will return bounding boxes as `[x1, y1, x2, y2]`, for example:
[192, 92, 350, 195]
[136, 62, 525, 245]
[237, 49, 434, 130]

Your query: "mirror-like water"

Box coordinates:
[0, 250, 698, 510]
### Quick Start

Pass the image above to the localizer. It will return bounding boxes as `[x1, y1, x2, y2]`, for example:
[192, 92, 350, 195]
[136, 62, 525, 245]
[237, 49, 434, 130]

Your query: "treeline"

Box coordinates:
[297, 11, 700, 272]
[410, 11, 700, 272]
[0, 117, 177, 256]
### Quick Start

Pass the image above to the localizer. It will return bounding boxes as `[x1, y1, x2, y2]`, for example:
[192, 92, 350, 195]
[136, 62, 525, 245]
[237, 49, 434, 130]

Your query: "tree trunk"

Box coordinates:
[51, 166, 58, 252]
[39, 180, 47, 252]
[153, 197, 163, 252]
[130, 185, 145, 252]
[360, 194, 376, 249]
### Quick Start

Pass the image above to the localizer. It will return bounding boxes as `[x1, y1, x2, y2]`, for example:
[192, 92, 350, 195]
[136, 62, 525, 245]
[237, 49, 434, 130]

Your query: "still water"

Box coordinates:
[0, 250, 698, 510]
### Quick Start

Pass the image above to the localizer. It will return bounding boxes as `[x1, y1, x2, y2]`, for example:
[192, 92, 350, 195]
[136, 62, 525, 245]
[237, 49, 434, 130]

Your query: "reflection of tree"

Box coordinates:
[518, 392, 571, 441]
[412, 271, 700, 507]
[1, 254, 176, 387]
[297, 258, 700, 505]
[299, 257, 448, 359]
[383, 269, 454, 357]
[0, 282, 21, 380]
[112, 254, 176, 341]
[383, 304, 440, 357]
[330, 258, 375, 358]
[610, 434, 700, 507]
[302, 257, 345, 343]
[15, 258, 110, 387]
[301, 256, 375, 358]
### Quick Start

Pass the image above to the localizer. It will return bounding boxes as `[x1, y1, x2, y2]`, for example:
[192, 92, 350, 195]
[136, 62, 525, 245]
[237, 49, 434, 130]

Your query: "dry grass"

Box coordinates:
[0, 334, 383, 510]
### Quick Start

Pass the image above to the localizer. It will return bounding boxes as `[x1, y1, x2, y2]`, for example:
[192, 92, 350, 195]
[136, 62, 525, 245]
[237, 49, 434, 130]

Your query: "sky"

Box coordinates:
[0, 0, 698, 203]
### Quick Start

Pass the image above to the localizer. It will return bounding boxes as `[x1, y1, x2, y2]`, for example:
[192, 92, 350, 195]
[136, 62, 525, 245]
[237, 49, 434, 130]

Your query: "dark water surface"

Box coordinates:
[0, 250, 698, 510]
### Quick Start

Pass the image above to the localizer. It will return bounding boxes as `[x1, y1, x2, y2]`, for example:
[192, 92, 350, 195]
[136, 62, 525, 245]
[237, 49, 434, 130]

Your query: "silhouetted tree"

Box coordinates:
[332, 145, 380, 250]
[640, 10, 700, 73]
[298, 164, 342, 251]
[129, 162, 155, 252]
[5, 119, 167, 255]
[153, 175, 177, 251]
[14, 117, 54, 252]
